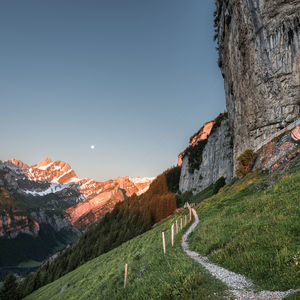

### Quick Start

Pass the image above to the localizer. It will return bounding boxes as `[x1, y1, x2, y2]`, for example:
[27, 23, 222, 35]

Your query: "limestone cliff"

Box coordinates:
[215, 0, 300, 169]
[179, 114, 233, 194]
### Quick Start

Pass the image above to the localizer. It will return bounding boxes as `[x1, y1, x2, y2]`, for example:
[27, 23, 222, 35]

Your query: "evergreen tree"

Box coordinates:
[0, 273, 19, 300]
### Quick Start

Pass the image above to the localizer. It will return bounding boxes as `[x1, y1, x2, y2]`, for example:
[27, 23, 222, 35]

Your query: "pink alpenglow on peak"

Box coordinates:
[177, 120, 216, 166]
[189, 121, 215, 146]
[5, 159, 30, 170]
[37, 157, 53, 169]
[28, 159, 77, 184]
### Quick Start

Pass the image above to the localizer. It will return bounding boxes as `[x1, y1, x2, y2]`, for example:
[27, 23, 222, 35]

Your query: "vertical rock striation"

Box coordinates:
[215, 0, 300, 169]
[179, 114, 233, 194]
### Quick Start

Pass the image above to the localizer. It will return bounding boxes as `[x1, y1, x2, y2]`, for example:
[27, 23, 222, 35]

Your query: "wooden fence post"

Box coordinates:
[124, 263, 128, 288]
[180, 218, 182, 231]
[162, 232, 166, 254]
[186, 202, 192, 222]
[171, 224, 174, 246]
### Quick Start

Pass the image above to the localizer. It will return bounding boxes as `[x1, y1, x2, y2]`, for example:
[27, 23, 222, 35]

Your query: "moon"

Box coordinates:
[90, 145, 95, 150]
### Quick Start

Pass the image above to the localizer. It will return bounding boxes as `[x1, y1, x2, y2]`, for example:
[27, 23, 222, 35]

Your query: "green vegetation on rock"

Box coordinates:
[184, 112, 230, 174]
[209, 112, 228, 136]
[235, 149, 257, 177]
[185, 139, 208, 174]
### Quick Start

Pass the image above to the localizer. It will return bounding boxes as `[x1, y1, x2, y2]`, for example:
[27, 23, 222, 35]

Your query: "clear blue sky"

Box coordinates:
[0, 0, 225, 181]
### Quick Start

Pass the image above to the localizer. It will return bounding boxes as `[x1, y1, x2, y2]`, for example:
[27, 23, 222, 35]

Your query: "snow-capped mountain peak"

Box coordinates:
[4, 158, 155, 229]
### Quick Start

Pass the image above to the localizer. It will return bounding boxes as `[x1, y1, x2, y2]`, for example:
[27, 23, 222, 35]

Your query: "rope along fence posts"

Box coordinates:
[125, 208, 193, 289]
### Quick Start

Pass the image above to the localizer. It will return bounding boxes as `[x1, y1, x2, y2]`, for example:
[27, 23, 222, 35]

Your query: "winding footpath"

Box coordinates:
[182, 208, 300, 300]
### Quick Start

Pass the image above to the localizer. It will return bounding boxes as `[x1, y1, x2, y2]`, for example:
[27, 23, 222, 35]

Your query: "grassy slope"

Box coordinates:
[25, 211, 230, 300]
[188, 164, 300, 291]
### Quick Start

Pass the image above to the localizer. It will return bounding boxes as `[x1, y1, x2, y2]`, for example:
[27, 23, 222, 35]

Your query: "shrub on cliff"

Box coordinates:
[236, 149, 257, 177]
[213, 176, 226, 193]
[185, 112, 229, 174]
[185, 139, 207, 174]
[210, 112, 228, 135]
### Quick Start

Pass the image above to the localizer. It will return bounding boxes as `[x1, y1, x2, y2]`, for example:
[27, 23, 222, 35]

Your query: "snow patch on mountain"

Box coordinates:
[136, 185, 150, 196]
[52, 169, 74, 183]
[129, 177, 155, 184]
[37, 162, 54, 170]
[21, 182, 71, 196]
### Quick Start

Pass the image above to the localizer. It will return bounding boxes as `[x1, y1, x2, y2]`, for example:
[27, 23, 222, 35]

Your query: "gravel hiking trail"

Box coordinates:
[182, 208, 300, 300]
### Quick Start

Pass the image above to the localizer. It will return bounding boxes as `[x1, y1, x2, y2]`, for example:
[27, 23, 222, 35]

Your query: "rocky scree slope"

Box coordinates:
[215, 0, 300, 169]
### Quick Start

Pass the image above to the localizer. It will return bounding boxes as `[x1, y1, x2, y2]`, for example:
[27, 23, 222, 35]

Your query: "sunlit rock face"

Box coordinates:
[216, 0, 300, 169]
[64, 176, 154, 229]
[178, 121, 215, 167]
[0, 187, 40, 239]
[65, 186, 125, 228]
[26, 158, 78, 184]
[179, 114, 233, 194]
[5, 159, 29, 170]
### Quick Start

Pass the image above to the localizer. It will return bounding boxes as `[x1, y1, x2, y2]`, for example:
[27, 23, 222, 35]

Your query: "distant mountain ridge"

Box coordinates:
[4, 157, 154, 229]
[0, 158, 154, 274]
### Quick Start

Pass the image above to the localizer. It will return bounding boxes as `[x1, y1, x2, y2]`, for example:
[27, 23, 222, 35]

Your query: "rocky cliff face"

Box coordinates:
[215, 0, 300, 169]
[179, 114, 233, 194]
[0, 213, 40, 238]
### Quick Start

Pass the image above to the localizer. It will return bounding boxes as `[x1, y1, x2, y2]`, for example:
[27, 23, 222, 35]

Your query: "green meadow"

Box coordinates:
[25, 210, 230, 300]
